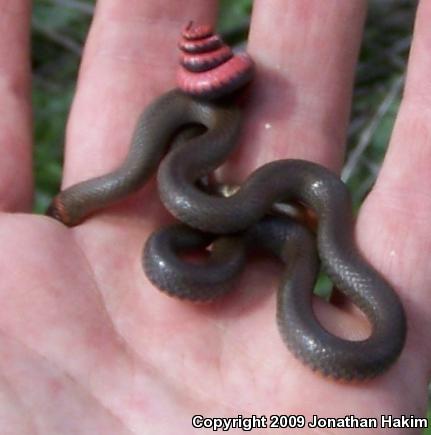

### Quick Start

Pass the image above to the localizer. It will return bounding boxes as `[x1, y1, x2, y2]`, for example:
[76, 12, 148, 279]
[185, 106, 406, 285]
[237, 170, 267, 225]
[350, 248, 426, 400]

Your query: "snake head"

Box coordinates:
[177, 21, 254, 99]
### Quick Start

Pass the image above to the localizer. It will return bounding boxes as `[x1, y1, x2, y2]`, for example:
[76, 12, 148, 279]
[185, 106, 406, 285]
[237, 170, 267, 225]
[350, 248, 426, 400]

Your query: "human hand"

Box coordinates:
[0, 1, 430, 433]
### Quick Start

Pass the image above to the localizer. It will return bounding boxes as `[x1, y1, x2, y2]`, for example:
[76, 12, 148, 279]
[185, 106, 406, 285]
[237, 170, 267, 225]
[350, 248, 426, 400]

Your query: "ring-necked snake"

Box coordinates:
[47, 22, 407, 380]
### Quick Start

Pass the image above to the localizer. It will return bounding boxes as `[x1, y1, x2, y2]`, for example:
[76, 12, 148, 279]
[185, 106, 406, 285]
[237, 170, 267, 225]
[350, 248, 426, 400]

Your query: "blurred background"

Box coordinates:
[32, 0, 428, 429]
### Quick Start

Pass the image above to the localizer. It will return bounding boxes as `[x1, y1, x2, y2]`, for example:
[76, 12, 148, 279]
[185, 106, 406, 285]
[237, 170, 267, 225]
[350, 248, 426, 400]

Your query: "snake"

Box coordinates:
[47, 22, 407, 380]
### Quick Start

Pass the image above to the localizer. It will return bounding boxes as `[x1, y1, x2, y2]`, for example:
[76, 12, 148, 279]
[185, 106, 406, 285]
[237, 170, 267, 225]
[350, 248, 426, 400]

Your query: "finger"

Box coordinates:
[357, 0, 431, 377]
[63, 0, 218, 186]
[224, 0, 367, 180]
[0, 1, 32, 212]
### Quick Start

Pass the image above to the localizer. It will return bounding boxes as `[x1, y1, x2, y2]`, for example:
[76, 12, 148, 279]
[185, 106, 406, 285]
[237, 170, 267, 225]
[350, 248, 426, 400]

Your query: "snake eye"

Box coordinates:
[177, 21, 254, 99]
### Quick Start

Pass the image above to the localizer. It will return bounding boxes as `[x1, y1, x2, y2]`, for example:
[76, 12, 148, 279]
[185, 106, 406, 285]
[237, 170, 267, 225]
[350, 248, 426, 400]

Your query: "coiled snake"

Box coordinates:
[47, 22, 407, 381]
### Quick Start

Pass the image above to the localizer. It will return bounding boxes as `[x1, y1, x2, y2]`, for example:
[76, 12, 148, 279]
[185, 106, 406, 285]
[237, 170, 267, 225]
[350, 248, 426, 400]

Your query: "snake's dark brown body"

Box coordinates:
[48, 89, 406, 380]
[48, 90, 240, 225]
[47, 23, 407, 380]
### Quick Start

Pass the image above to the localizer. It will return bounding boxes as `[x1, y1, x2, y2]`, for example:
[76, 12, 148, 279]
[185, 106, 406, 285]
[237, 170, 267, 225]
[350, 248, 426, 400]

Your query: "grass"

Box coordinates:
[32, 0, 428, 431]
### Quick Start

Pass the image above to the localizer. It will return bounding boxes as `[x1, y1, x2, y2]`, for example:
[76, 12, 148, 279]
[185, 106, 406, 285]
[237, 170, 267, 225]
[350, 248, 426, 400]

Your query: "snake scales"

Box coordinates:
[47, 22, 406, 380]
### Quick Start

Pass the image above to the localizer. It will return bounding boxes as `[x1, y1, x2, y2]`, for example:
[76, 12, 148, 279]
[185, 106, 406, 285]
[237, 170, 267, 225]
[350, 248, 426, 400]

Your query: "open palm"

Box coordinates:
[1, 1, 430, 433]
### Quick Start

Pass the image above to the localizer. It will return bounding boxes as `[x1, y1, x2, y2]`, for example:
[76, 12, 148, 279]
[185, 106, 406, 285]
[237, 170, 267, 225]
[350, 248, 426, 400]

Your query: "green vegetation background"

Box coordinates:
[33, 0, 429, 430]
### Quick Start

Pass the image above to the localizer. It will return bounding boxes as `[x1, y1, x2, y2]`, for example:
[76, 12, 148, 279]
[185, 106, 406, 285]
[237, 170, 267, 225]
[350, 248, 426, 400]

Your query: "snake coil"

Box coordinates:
[177, 21, 254, 98]
[47, 22, 407, 380]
